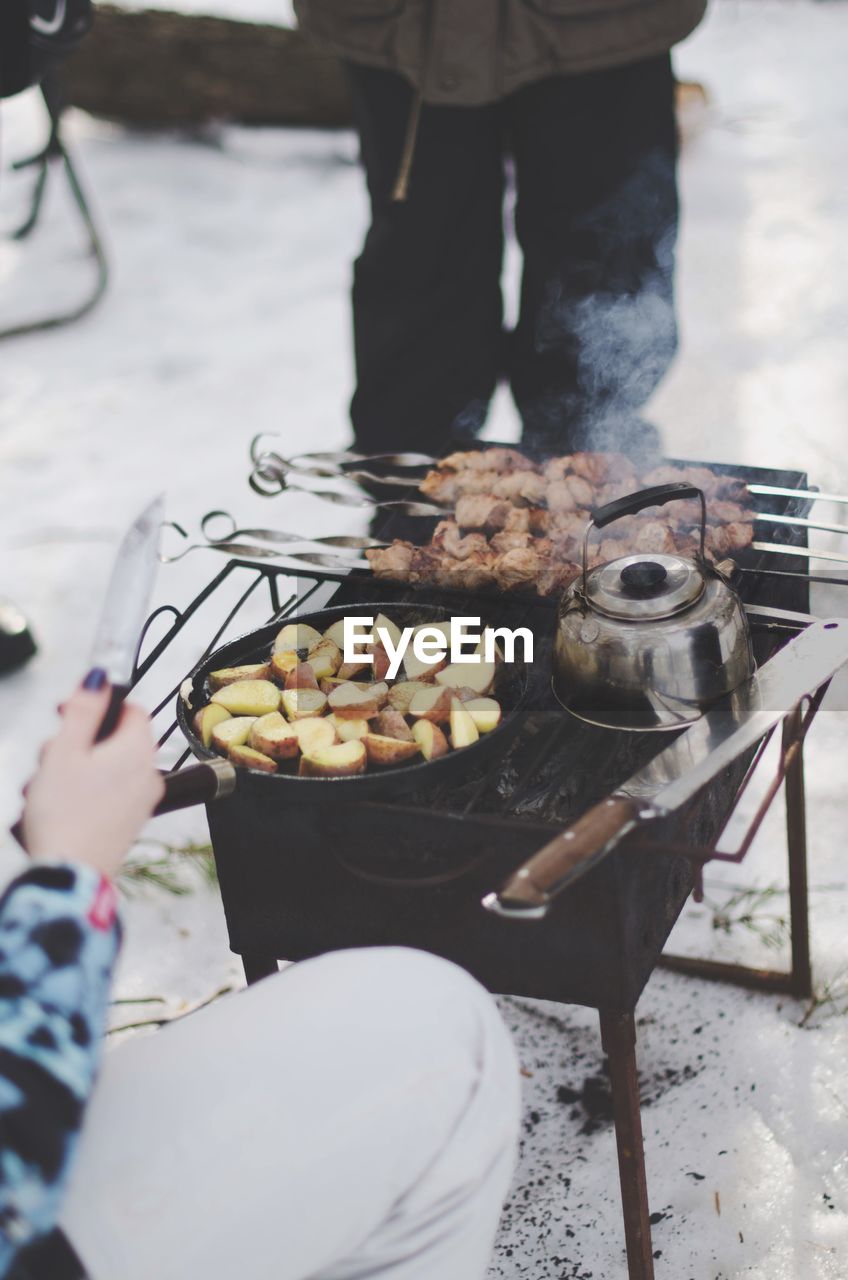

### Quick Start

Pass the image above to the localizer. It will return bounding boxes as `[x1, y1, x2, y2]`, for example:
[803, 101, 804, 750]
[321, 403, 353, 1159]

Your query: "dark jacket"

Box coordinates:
[294, 0, 707, 106]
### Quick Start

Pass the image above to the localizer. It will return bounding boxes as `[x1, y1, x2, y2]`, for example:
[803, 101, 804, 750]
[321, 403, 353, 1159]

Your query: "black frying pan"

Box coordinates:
[157, 601, 530, 813]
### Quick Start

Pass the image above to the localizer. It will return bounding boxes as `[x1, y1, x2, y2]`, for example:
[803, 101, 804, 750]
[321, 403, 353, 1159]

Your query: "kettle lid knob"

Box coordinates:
[620, 560, 668, 597]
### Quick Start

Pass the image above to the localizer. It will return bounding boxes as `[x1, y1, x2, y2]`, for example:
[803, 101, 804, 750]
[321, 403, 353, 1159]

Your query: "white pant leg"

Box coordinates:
[58, 948, 521, 1280]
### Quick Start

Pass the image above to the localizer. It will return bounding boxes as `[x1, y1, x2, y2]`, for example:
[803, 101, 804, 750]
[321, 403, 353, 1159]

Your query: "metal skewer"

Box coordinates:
[747, 483, 848, 506]
[199, 510, 386, 550]
[753, 512, 848, 538]
[751, 541, 848, 566]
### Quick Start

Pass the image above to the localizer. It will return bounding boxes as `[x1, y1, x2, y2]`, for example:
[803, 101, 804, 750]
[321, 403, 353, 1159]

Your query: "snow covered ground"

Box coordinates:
[2, 1, 848, 1275]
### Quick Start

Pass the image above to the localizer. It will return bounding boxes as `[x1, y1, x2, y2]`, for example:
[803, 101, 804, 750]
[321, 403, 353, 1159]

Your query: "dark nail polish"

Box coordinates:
[82, 667, 107, 691]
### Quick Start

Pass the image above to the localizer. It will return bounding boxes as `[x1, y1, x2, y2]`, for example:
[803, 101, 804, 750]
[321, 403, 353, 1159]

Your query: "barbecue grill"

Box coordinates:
[137, 456, 839, 1280]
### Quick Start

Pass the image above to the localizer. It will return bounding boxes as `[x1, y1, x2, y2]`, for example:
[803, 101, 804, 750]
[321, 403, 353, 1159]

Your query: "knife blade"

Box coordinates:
[482, 617, 848, 920]
[90, 494, 165, 739]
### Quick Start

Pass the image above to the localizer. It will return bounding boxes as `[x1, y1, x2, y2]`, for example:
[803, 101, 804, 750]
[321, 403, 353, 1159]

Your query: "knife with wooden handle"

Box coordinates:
[482, 618, 848, 919]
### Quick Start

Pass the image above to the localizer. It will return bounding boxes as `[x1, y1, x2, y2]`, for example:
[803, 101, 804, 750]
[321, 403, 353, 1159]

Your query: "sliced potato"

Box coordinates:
[270, 650, 300, 680]
[193, 703, 231, 749]
[387, 681, 427, 715]
[372, 708, 414, 741]
[299, 740, 367, 777]
[285, 661, 318, 691]
[449, 698, 479, 749]
[249, 712, 300, 759]
[273, 622, 324, 654]
[229, 744, 277, 773]
[211, 716, 256, 753]
[369, 644, 391, 682]
[328, 681, 388, 720]
[337, 657, 373, 681]
[464, 697, 502, 734]
[208, 662, 270, 690]
[282, 687, 328, 721]
[412, 719, 449, 761]
[322, 618, 349, 650]
[327, 714, 370, 742]
[436, 661, 496, 696]
[403, 647, 448, 682]
[407, 685, 453, 724]
[211, 679, 281, 716]
[374, 613, 402, 652]
[363, 734, 421, 767]
[309, 638, 342, 680]
[320, 676, 371, 695]
[292, 717, 337, 754]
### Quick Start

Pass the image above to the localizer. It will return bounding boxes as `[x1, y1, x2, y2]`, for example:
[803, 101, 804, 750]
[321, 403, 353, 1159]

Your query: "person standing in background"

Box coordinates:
[295, 0, 706, 459]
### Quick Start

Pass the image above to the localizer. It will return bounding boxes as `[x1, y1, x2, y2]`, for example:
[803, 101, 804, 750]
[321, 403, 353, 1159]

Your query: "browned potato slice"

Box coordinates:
[299, 740, 367, 777]
[309, 638, 342, 680]
[229, 744, 277, 773]
[407, 685, 453, 724]
[193, 704, 231, 748]
[369, 644, 391, 682]
[211, 680, 281, 716]
[464, 697, 502, 733]
[372, 708, 414, 741]
[374, 613, 402, 651]
[449, 698, 479, 749]
[337, 657, 372, 681]
[292, 717, 337, 754]
[208, 663, 270, 690]
[285, 661, 318, 691]
[249, 712, 300, 759]
[328, 682, 388, 720]
[363, 734, 421, 766]
[273, 622, 324, 654]
[436, 661, 496, 696]
[403, 645, 447, 683]
[327, 714, 370, 742]
[322, 619, 349, 650]
[320, 676, 372, 695]
[270, 650, 299, 680]
[282, 688, 328, 721]
[387, 681, 427, 715]
[412, 719, 449, 761]
[211, 716, 256, 753]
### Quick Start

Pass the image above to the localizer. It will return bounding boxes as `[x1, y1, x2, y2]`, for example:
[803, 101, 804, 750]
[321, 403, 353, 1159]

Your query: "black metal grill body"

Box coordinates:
[198, 459, 811, 1014]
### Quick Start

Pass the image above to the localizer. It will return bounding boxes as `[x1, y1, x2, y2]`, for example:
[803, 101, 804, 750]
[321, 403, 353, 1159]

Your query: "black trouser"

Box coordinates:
[345, 54, 678, 456]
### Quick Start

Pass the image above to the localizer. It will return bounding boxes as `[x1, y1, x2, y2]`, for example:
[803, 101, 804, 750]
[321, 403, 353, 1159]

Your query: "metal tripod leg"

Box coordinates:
[660, 709, 813, 997]
[1, 73, 108, 341]
[599, 1010, 655, 1280]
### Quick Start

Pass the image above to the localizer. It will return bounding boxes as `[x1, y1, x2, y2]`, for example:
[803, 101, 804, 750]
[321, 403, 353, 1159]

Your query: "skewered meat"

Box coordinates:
[369, 448, 758, 600]
[455, 493, 512, 530]
[432, 520, 490, 561]
[365, 542, 414, 577]
[438, 447, 536, 474]
[570, 452, 636, 487]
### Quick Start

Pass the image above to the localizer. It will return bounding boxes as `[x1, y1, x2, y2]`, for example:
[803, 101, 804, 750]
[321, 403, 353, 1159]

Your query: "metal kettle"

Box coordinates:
[553, 482, 755, 731]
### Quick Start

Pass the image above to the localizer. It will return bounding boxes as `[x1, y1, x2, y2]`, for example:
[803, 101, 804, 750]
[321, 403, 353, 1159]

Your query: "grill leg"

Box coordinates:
[242, 951, 279, 986]
[784, 709, 812, 999]
[599, 1010, 655, 1280]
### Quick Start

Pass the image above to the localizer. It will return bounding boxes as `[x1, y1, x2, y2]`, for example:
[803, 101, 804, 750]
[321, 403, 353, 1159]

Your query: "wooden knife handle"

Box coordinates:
[153, 759, 237, 815]
[488, 794, 644, 917]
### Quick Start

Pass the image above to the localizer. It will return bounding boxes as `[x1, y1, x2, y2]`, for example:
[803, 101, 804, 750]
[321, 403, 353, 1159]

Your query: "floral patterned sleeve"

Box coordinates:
[0, 864, 120, 1274]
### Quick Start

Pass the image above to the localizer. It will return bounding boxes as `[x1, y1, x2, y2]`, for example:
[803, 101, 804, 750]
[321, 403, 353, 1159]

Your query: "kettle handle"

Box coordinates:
[582, 482, 707, 586]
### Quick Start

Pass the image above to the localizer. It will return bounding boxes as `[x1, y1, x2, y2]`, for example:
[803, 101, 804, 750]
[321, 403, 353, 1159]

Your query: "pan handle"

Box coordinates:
[481, 794, 645, 920]
[153, 759, 237, 816]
